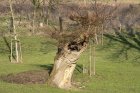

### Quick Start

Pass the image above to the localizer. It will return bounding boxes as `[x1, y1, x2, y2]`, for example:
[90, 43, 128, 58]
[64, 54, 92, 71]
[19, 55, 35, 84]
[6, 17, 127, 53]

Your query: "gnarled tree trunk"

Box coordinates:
[48, 34, 88, 89]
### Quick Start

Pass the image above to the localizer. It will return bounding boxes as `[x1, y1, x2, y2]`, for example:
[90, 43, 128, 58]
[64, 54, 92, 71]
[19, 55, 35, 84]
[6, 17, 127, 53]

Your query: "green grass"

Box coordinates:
[0, 36, 140, 93]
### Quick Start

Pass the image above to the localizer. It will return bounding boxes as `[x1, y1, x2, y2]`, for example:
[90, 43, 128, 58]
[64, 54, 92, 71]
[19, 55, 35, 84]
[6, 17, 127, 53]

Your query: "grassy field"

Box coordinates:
[0, 36, 140, 93]
[0, 0, 140, 92]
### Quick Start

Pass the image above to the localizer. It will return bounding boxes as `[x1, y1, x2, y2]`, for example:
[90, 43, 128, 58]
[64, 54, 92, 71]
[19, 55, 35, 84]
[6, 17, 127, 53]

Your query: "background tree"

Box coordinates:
[9, 0, 22, 63]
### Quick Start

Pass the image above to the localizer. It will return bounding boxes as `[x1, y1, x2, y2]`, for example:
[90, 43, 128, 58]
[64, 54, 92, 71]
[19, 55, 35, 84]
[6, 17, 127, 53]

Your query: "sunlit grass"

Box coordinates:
[0, 36, 140, 93]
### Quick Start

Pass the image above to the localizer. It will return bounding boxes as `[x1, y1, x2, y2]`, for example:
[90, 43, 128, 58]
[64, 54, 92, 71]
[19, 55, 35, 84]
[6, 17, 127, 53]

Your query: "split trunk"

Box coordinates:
[48, 34, 88, 89]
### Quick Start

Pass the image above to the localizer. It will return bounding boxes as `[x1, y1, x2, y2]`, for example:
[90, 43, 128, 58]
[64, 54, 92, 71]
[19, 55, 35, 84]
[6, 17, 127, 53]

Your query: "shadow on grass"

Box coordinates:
[34, 64, 84, 75]
[104, 29, 140, 63]
[0, 37, 10, 54]
[0, 36, 16, 61]
[104, 32, 140, 51]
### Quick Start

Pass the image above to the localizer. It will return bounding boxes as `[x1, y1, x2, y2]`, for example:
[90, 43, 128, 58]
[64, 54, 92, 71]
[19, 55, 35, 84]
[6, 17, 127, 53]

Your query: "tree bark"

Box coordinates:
[32, 9, 36, 34]
[48, 34, 88, 89]
[9, 0, 20, 63]
[89, 41, 92, 77]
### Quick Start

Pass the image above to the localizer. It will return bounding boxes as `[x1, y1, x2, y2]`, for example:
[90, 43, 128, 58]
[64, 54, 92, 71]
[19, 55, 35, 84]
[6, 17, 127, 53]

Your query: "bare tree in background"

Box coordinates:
[31, 0, 37, 33]
[9, 0, 22, 63]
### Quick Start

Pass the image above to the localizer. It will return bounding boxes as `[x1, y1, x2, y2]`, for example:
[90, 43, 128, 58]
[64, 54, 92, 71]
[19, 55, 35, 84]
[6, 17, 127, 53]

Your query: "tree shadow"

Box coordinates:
[0, 36, 10, 54]
[34, 64, 84, 75]
[75, 64, 83, 73]
[2, 36, 11, 52]
[0, 36, 16, 60]
[104, 27, 140, 63]
[105, 28, 140, 51]
[37, 64, 54, 75]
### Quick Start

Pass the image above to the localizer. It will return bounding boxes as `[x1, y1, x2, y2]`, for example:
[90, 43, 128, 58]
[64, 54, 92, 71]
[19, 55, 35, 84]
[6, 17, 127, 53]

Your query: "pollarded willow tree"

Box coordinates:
[48, 1, 117, 89]
[48, 31, 89, 89]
